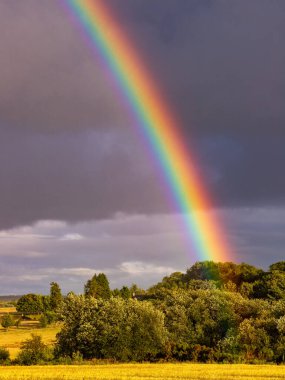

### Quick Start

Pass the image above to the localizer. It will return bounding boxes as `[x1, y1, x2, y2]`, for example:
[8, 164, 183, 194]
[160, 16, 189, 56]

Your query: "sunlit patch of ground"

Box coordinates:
[0, 364, 285, 380]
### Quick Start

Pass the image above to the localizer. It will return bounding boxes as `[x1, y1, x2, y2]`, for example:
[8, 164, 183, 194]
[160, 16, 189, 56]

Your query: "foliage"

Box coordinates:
[84, 273, 111, 299]
[5, 262, 285, 364]
[56, 294, 167, 361]
[0, 347, 10, 363]
[39, 314, 48, 328]
[16, 334, 53, 365]
[50, 282, 63, 311]
[16, 294, 44, 314]
[253, 270, 285, 299]
[119, 286, 131, 299]
[1, 314, 14, 330]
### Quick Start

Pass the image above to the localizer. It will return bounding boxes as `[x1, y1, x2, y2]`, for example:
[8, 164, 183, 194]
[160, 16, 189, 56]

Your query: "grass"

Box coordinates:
[0, 363, 284, 380]
[0, 323, 60, 359]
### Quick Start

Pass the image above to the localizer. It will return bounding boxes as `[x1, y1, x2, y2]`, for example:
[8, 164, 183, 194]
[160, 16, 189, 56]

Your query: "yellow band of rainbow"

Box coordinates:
[65, 0, 232, 262]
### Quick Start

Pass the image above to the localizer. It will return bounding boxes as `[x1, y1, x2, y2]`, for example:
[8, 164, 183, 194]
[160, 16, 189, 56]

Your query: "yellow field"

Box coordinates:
[0, 307, 17, 315]
[0, 363, 284, 380]
[0, 324, 60, 359]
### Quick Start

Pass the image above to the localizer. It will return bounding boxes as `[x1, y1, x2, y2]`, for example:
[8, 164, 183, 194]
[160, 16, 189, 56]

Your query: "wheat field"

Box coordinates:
[0, 325, 60, 359]
[0, 363, 284, 380]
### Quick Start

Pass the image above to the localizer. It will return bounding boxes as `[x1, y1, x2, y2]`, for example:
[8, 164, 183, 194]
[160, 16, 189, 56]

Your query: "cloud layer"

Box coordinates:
[0, 1, 284, 293]
[1, 207, 285, 294]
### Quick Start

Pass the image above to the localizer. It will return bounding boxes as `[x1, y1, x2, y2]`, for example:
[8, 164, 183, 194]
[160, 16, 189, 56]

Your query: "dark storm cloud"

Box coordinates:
[0, 127, 169, 230]
[0, 0, 128, 131]
[1, 0, 284, 134]
[111, 0, 285, 136]
[0, 0, 285, 230]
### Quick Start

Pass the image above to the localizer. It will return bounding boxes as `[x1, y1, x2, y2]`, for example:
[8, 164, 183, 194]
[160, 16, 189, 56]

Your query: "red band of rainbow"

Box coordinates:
[65, 0, 232, 262]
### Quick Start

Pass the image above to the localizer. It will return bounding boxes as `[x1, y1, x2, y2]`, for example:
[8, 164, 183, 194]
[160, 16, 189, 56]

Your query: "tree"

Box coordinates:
[50, 282, 62, 311]
[149, 272, 186, 292]
[17, 334, 52, 365]
[238, 319, 273, 361]
[1, 314, 14, 330]
[39, 314, 48, 328]
[270, 261, 285, 272]
[253, 271, 285, 299]
[0, 347, 10, 363]
[185, 261, 220, 283]
[56, 295, 167, 361]
[120, 286, 131, 299]
[16, 294, 44, 314]
[84, 273, 111, 299]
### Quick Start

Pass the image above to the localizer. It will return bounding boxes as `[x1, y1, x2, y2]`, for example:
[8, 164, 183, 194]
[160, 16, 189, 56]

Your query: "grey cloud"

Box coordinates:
[0, 0, 128, 131]
[1, 207, 285, 294]
[0, 0, 284, 264]
[0, 127, 169, 230]
[1, 0, 284, 135]
[114, 0, 285, 136]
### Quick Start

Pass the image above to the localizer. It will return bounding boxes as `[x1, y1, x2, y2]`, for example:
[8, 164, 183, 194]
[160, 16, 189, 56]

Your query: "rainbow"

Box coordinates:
[65, 0, 231, 262]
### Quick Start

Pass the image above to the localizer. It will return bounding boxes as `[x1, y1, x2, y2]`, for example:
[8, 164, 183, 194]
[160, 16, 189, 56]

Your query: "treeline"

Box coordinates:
[56, 260, 285, 364]
[1, 260, 285, 364]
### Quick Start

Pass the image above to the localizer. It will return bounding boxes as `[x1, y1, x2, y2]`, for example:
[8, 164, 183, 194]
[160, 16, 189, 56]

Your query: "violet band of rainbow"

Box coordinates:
[65, 0, 232, 262]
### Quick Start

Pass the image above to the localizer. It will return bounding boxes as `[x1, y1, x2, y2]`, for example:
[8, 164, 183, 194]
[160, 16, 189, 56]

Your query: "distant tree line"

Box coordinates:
[1, 260, 285, 364]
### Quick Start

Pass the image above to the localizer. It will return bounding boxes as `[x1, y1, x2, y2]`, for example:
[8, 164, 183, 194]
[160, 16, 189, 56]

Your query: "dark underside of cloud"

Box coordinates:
[0, 0, 284, 230]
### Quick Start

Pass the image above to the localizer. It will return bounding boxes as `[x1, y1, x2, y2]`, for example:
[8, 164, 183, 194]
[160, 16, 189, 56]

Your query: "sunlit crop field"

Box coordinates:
[0, 307, 16, 314]
[0, 364, 285, 380]
[0, 325, 60, 359]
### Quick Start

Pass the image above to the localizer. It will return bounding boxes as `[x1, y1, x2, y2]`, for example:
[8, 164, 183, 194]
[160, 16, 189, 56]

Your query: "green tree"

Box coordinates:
[84, 273, 111, 299]
[120, 286, 131, 299]
[39, 314, 48, 328]
[149, 272, 186, 292]
[16, 334, 52, 365]
[275, 315, 285, 362]
[270, 261, 285, 272]
[237, 318, 273, 361]
[185, 261, 220, 283]
[253, 271, 285, 299]
[0, 347, 10, 363]
[56, 295, 167, 361]
[237, 263, 263, 285]
[16, 294, 44, 314]
[50, 282, 63, 311]
[1, 314, 14, 330]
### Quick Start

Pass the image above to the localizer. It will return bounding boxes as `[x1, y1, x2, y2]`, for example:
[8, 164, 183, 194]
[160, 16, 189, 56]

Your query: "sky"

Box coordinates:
[0, 0, 285, 294]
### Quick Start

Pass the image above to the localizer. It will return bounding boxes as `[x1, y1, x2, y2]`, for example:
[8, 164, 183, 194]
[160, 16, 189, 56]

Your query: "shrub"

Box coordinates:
[39, 314, 48, 328]
[45, 310, 57, 324]
[16, 334, 53, 365]
[0, 347, 10, 363]
[1, 314, 14, 330]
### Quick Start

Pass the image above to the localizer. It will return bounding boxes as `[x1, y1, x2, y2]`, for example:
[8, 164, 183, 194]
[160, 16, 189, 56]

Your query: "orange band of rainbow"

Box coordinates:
[66, 0, 232, 262]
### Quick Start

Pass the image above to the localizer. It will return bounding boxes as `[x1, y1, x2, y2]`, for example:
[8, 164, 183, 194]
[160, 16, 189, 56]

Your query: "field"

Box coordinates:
[0, 307, 17, 314]
[1, 307, 285, 379]
[0, 313, 60, 360]
[0, 363, 285, 380]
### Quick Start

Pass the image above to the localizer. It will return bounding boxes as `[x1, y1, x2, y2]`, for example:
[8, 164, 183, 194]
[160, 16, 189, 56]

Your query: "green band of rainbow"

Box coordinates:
[65, 0, 232, 262]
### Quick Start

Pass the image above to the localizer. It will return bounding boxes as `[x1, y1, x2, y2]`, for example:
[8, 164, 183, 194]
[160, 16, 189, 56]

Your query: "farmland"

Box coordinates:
[0, 306, 59, 359]
[0, 363, 285, 380]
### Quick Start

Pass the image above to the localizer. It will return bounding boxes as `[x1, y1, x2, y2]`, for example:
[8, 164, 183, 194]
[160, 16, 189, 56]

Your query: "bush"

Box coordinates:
[39, 314, 48, 328]
[16, 334, 53, 365]
[45, 310, 57, 324]
[1, 314, 14, 330]
[0, 347, 10, 363]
